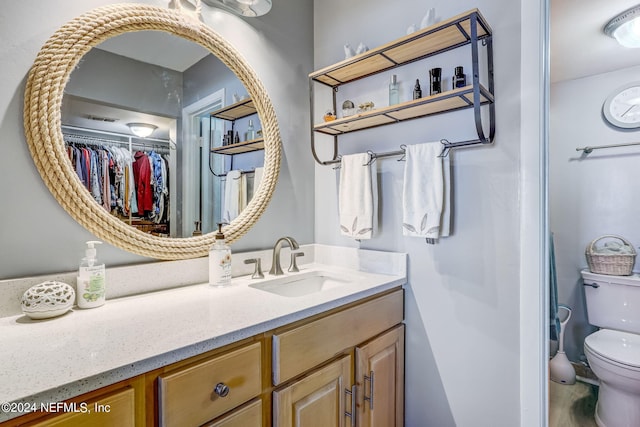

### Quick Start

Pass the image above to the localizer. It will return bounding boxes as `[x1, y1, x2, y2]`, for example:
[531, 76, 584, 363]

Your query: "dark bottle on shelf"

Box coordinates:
[452, 66, 466, 89]
[413, 79, 422, 99]
[429, 67, 442, 95]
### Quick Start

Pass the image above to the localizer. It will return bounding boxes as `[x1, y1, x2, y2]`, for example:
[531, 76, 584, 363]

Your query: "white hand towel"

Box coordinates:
[339, 153, 377, 239]
[222, 170, 247, 223]
[253, 166, 264, 198]
[402, 143, 449, 241]
[440, 153, 452, 238]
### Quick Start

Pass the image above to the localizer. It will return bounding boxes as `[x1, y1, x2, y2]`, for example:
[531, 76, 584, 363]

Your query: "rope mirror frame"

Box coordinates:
[23, 3, 281, 260]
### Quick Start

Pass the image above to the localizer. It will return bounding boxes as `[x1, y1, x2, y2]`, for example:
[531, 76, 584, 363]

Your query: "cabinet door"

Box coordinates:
[356, 325, 405, 427]
[273, 355, 353, 427]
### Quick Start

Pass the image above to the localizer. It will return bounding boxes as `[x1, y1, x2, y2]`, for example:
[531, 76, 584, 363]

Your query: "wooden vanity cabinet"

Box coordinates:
[272, 289, 405, 427]
[1, 288, 403, 427]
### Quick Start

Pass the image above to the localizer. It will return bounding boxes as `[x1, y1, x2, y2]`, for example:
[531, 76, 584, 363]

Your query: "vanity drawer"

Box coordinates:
[272, 289, 403, 384]
[203, 399, 262, 427]
[158, 342, 262, 427]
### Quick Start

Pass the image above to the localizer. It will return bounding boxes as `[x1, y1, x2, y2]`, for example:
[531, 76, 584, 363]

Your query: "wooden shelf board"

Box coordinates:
[313, 85, 492, 135]
[211, 98, 257, 121]
[211, 138, 264, 155]
[309, 9, 491, 87]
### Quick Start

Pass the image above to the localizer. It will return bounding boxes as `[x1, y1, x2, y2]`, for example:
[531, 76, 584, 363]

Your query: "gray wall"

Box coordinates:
[0, 0, 314, 278]
[550, 64, 640, 362]
[314, 1, 523, 426]
[66, 48, 183, 118]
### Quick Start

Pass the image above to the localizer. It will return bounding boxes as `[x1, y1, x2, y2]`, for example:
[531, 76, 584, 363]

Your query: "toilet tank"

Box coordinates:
[581, 270, 640, 334]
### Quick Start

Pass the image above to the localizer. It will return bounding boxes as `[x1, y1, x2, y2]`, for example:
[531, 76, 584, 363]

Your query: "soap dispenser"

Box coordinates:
[77, 241, 106, 308]
[209, 223, 232, 287]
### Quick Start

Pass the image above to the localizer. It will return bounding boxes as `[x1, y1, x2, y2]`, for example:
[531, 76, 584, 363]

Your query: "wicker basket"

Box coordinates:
[585, 235, 636, 276]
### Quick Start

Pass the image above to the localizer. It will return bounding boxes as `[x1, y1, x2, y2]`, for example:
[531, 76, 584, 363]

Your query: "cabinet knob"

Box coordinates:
[213, 382, 230, 397]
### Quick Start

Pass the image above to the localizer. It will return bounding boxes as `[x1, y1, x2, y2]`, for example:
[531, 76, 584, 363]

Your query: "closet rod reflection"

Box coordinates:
[61, 124, 175, 148]
[576, 141, 640, 154]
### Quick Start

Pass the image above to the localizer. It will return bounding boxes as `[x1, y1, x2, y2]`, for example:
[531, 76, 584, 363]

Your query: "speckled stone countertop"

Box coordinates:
[0, 245, 406, 422]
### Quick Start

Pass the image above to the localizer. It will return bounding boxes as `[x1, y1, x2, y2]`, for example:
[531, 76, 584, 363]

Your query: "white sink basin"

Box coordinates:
[249, 271, 351, 297]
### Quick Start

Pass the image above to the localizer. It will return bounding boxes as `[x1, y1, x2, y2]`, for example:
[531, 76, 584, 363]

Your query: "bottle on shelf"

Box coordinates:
[452, 66, 466, 89]
[413, 79, 422, 99]
[389, 74, 400, 105]
[246, 119, 255, 141]
[429, 67, 442, 95]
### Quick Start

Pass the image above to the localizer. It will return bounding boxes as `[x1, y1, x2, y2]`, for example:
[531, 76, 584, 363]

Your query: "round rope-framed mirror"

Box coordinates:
[23, 3, 281, 259]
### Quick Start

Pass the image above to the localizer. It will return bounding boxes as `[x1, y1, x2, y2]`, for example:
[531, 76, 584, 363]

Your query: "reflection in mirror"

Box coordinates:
[61, 31, 265, 238]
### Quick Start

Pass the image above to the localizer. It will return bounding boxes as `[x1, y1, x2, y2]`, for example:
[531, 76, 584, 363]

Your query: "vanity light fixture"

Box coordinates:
[127, 123, 157, 138]
[202, 0, 272, 17]
[604, 5, 640, 48]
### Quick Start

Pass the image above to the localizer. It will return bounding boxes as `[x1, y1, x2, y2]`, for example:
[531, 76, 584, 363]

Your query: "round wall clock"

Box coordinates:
[603, 82, 640, 129]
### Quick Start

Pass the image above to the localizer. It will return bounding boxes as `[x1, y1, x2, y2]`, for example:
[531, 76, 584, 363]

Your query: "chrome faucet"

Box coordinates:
[269, 236, 299, 275]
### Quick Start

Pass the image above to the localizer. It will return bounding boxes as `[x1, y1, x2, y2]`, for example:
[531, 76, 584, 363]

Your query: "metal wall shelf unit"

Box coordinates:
[209, 97, 265, 155]
[209, 97, 264, 176]
[309, 8, 495, 165]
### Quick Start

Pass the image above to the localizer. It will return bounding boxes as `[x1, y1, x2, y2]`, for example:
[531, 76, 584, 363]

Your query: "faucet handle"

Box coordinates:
[288, 252, 305, 273]
[244, 258, 264, 279]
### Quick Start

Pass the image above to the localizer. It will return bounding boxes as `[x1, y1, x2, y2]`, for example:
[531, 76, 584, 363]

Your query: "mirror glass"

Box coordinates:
[61, 30, 265, 238]
[24, 4, 281, 259]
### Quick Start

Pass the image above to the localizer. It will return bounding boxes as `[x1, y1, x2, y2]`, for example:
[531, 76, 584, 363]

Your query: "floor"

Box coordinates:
[549, 380, 598, 427]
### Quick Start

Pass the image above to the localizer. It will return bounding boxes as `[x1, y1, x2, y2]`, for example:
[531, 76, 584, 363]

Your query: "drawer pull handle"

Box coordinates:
[214, 382, 230, 397]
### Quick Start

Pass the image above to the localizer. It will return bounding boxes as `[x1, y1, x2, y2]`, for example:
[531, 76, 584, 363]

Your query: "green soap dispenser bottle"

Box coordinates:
[77, 241, 106, 308]
[209, 223, 232, 287]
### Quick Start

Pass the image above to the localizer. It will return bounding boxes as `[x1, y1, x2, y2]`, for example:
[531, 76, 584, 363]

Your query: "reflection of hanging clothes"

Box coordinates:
[65, 135, 170, 229]
[148, 151, 168, 224]
[133, 151, 153, 215]
[90, 150, 102, 205]
[101, 150, 111, 212]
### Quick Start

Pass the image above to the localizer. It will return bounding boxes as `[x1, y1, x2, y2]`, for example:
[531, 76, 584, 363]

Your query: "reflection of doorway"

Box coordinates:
[182, 89, 224, 237]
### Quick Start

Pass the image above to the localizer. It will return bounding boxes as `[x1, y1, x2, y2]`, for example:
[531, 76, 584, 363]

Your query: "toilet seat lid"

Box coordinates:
[585, 329, 640, 368]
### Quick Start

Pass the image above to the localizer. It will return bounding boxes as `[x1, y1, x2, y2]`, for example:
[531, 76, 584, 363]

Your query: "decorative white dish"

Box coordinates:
[21, 281, 75, 320]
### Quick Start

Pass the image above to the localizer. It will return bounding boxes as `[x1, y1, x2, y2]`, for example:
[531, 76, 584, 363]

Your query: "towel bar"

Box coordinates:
[324, 137, 490, 167]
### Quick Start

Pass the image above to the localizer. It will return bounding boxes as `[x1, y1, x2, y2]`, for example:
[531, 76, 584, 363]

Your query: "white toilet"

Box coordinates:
[581, 270, 640, 427]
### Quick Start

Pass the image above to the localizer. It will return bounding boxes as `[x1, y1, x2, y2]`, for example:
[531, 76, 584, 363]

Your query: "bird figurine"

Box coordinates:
[406, 24, 417, 35]
[344, 43, 356, 59]
[355, 42, 369, 55]
[420, 8, 437, 29]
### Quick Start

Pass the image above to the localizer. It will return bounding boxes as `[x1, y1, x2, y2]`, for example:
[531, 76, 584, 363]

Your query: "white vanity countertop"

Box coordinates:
[0, 245, 406, 421]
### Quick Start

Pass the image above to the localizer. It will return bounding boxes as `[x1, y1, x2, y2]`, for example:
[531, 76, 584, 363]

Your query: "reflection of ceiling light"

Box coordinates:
[127, 123, 157, 138]
[604, 5, 640, 48]
[202, 0, 272, 17]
